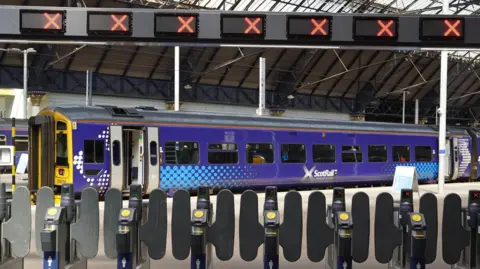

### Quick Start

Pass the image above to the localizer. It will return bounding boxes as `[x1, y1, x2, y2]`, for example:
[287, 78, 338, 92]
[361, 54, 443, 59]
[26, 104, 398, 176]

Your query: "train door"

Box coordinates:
[450, 137, 460, 180]
[145, 127, 159, 194]
[109, 126, 124, 191]
[445, 139, 452, 179]
[28, 115, 55, 191]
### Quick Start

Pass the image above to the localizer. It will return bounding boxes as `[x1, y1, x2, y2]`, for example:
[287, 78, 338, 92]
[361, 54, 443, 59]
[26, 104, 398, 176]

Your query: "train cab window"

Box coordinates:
[56, 121, 67, 131]
[56, 133, 68, 166]
[312, 144, 335, 163]
[392, 146, 410, 162]
[415, 146, 432, 162]
[368, 145, 387, 163]
[0, 135, 6, 146]
[84, 140, 105, 163]
[15, 136, 28, 152]
[150, 141, 158, 165]
[208, 143, 238, 164]
[280, 144, 306, 163]
[246, 143, 274, 164]
[341, 145, 362, 163]
[165, 141, 200, 164]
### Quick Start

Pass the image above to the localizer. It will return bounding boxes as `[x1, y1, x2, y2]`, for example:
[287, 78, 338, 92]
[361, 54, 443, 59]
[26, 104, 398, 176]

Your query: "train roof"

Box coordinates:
[46, 105, 469, 135]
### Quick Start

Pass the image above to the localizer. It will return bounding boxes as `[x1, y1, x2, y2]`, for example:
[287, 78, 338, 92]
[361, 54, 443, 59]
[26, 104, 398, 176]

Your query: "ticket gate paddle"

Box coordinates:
[171, 187, 235, 269]
[239, 186, 302, 269]
[307, 187, 370, 269]
[104, 184, 167, 269]
[0, 184, 30, 269]
[375, 190, 437, 269]
[442, 190, 480, 269]
[36, 184, 99, 269]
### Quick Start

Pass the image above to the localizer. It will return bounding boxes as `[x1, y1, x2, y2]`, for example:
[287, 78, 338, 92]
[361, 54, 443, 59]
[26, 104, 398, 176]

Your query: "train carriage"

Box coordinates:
[27, 105, 478, 196]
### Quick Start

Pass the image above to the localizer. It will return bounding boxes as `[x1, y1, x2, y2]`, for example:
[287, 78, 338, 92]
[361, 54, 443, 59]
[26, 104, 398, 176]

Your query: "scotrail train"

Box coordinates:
[21, 104, 478, 196]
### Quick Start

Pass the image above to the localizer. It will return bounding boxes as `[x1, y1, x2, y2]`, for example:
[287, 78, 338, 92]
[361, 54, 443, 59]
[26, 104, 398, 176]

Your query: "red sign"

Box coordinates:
[44, 13, 61, 29]
[377, 20, 394, 37]
[111, 14, 128, 32]
[311, 18, 327, 35]
[178, 16, 194, 33]
[244, 17, 261, 34]
[444, 19, 461, 37]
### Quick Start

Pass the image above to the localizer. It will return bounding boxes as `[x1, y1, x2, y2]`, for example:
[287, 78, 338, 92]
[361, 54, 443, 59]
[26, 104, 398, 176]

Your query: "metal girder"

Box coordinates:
[114, 0, 212, 9]
[0, 64, 353, 114]
[31, 45, 57, 86]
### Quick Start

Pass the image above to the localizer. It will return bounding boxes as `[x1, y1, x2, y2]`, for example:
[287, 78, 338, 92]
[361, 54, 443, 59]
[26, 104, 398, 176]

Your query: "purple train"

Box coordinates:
[26, 105, 478, 196]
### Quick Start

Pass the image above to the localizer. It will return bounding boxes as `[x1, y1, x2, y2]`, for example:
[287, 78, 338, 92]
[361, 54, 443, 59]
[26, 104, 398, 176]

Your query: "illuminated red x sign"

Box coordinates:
[474, 192, 479, 198]
[244, 17, 261, 34]
[310, 18, 327, 35]
[44, 13, 61, 29]
[377, 20, 394, 37]
[444, 19, 461, 37]
[178, 16, 194, 33]
[111, 14, 128, 31]
[405, 191, 410, 197]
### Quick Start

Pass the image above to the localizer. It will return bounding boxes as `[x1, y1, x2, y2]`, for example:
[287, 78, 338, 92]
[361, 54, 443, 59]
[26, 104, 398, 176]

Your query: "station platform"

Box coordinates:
[25, 182, 480, 268]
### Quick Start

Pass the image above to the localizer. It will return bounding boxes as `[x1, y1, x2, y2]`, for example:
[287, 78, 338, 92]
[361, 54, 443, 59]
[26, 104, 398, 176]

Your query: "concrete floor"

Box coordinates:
[21, 182, 480, 268]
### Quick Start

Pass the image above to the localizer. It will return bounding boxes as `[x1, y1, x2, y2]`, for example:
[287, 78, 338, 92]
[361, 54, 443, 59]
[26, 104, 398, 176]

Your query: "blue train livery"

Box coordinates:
[26, 105, 479, 196]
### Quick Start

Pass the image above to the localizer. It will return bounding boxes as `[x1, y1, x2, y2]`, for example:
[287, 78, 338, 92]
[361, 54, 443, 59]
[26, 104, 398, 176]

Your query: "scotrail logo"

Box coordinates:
[302, 165, 337, 181]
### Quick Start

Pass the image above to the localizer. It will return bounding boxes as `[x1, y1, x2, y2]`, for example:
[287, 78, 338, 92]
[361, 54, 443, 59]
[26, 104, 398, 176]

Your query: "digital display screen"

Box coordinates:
[334, 189, 344, 198]
[287, 16, 331, 39]
[87, 12, 132, 35]
[401, 189, 412, 200]
[470, 190, 480, 201]
[221, 15, 265, 38]
[154, 14, 198, 37]
[420, 18, 464, 40]
[20, 10, 65, 34]
[353, 18, 397, 40]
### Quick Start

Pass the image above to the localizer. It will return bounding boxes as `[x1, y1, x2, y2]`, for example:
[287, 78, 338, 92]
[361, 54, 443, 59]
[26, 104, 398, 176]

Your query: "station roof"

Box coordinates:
[1, 0, 480, 119]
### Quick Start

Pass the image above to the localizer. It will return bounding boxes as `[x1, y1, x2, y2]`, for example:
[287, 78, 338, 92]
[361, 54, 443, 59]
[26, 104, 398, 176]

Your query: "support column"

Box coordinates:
[257, 57, 266, 116]
[415, 99, 419, 124]
[29, 91, 45, 116]
[438, 0, 449, 195]
[174, 46, 180, 111]
[22, 50, 28, 120]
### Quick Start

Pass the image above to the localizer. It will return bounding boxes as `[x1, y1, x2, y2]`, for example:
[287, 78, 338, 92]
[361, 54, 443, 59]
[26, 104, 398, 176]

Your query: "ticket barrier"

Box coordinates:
[375, 190, 437, 269]
[0, 184, 30, 269]
[239, 186, 302, 269]
[442, 190, 480, 269]
[36, 184, 99, 269]
[171, 187, 235, 269]
[306, 187, 370, 269]
[103, 184, 167, 269]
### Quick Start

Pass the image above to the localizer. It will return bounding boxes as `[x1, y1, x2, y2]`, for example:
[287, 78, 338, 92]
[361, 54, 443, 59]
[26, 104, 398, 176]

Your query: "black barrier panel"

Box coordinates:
[374, 192, 401, 264]
[172, 190, 191, 260]
[279, 191, 302, 262]
[442, 193, 469, 265]
[351, 192, 370, 263]
[139, 189, 168, 260]
[419, 193, 438, 264]
[208, 189, 235, 261]
[239, 190, 264, 261]
[307, 191, 333, 262]
[103, 188, 122, 259]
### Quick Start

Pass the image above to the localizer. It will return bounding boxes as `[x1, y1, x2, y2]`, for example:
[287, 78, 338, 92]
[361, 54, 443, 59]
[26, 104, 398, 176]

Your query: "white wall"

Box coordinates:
[38, 92, 350, 121]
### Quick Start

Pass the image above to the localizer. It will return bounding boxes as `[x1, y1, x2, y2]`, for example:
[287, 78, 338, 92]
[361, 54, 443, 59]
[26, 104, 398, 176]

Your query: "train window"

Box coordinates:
[15, 136, 28, 152]
[368, 145, 387, 162]
[341, 145, 363, 163]
[84, 140, 105, 163]
[246, 143, 274, 164]
[415, 146, 432, 162]
[150, 141, 158, 165]
[312, 144, 335, 163]
[56, 133, 68, 166]
[208, 143, 238, 164]
[392, 146, 410, 162]
[165, 141, 200, 164]
[281, 144, 306, 163]
[56, 121, 67, 131]
[112, 140, 121, 166]
[0, 135, 6, 146]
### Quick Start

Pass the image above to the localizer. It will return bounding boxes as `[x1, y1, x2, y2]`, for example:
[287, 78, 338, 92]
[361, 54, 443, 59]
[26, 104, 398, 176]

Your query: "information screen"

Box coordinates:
[287, 16, 331, 39]
[353, 18, 397, 40]
[20, 10, 65, 34]
[420, 18, 464, 40]
[155, 14, 198, 37]
[221, 15, 265, 38]
[87, 12, 132, 35]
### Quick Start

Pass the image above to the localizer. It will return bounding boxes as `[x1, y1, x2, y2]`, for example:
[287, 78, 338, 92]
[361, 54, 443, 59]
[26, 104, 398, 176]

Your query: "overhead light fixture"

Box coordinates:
[184, 84, 192, 89]
[287, 94, 295, 99]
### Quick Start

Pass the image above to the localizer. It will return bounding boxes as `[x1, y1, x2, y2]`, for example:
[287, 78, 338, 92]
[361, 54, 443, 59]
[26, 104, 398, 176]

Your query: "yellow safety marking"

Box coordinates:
[121, 209, 131, 217]
[339, 213, 349, 221]
[266, 212, 276, 219]
[194, 210, 204, 218]
[47, 208, 57, 215]
[412, 214, 422, 222]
